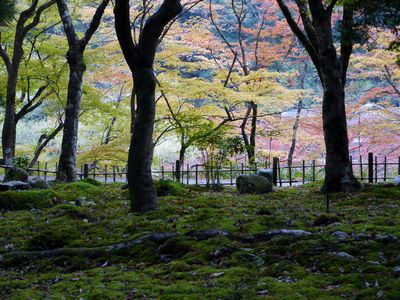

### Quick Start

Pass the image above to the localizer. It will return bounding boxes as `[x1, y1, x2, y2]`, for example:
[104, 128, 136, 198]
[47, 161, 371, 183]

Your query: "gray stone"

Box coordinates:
[75, 197, 96, 207]
[329, 251, 356, 260]
[236, 174, 273, 194]
[28, 177, 50, 189]
[0, 181, 30, 191]
[331, 231, 349, 240]
[374, 233, 397, 243]
[256, 169, 273, 182]
[394, 176, 400, 186]
[3, 167, 28, 183]
[354, 232, 371, 240]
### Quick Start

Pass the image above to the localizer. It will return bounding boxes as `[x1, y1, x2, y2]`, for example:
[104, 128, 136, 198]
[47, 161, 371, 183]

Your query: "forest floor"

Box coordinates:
[0, 180, 400, 299]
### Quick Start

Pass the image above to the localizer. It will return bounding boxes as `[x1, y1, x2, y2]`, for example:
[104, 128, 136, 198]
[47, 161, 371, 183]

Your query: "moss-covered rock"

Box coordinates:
[0, 190, 58, 210]
[154, 180, 189, 197]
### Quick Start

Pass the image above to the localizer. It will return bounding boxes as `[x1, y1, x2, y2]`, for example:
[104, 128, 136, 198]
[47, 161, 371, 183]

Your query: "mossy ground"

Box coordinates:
[1, 181, 400, 299]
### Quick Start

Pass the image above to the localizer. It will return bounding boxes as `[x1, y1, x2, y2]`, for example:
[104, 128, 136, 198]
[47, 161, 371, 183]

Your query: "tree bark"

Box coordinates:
[55, 0, 109, 182]
[114, 0, 183, 213]
[56, 54, 85, 181]
[240, 101, 257, 165]
[288, 99, 302, 167]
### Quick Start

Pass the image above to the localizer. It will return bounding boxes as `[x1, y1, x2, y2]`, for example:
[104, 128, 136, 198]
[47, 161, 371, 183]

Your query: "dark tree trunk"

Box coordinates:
[241, 101, 257, 165]
[320, 69, 358, 192]
[55, 0, 109, 182]
[277, 0, 360, 192]
[129, 70, 158, 212]
[56, 54, 85, 181]
[2, 67, 18, 165]
[114, 0, 182, 213]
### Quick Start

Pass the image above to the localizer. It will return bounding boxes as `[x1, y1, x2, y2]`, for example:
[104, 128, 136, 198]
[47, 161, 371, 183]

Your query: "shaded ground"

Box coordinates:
[0, 180, 400, 299]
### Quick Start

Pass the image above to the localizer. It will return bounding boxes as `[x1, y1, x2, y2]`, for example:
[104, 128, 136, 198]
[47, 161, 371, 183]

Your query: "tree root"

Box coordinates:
[0, 229, 312, 264]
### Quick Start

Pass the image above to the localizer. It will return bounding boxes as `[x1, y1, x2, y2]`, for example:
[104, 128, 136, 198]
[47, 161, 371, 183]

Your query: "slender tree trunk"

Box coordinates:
[241, 101, 256, 165]
[249, 101, 257, 164]
[288, 100, 302, 166]
[56, 55, 85, 181]
[29, 122, 64, 168]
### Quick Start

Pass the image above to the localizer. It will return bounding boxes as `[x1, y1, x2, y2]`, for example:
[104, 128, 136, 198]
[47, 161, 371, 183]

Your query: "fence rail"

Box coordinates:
[0, 153, 399, 187]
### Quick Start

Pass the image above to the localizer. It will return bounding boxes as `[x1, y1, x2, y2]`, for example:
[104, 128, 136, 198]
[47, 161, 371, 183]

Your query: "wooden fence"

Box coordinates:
[0, 153, 399, 186]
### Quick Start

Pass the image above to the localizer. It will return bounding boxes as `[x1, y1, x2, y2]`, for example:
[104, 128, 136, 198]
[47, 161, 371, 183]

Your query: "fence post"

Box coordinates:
[398, 157, 400, 176]
[241, 163, 244, 175]
[44, 162, 48, 181]
[312, 160, 316, 182]
[187, 164, 189, 185]
[288, 164, 292, 187]
[278, 160, 282, 187]
[161, 165, 165, 180]
[230, 163, 233, 186]
[254, 161, 258, 173]
[302, 160, 305, 184]
[368, 153, 373, 183]
[105, 165, 108, 184]
[272, 157, 278, 186]
[195, 165, 199, 185]
[37, 161, 40, 178]
[375, 156, 378, 183]
[360, 156, 363, 181]
[79, 165, 83, 179]
[113, 166, 116, 182]
[84, 164, 89, 179]
[383, 157, 387, 182]
[175, 160, 181, 182]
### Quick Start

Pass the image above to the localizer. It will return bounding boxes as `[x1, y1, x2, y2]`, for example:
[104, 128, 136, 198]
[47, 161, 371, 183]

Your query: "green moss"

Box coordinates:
[1, 184, 400, 299]
[0, 190, 58, 210]
[154, 180, 190, 197]
[79, 178, 104, 186]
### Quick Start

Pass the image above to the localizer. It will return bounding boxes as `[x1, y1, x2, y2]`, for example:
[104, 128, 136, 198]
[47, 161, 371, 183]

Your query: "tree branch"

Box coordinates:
[138, 0, 183, 67]
[114, 0, 139, 71]
[22, 0, 56, 38]
[276, 0, 321, 77]
[80, 0, 110, 51]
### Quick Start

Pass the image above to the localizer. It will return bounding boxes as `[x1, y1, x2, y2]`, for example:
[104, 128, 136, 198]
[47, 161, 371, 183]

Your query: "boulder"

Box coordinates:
[256, 169, 273, 182]
[3, 167, 28, 183]
[236, 174, 272, 194]
[394, 176, 400, 186]
[0, 181, 30, 191]
[28, 177, 50, 189]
